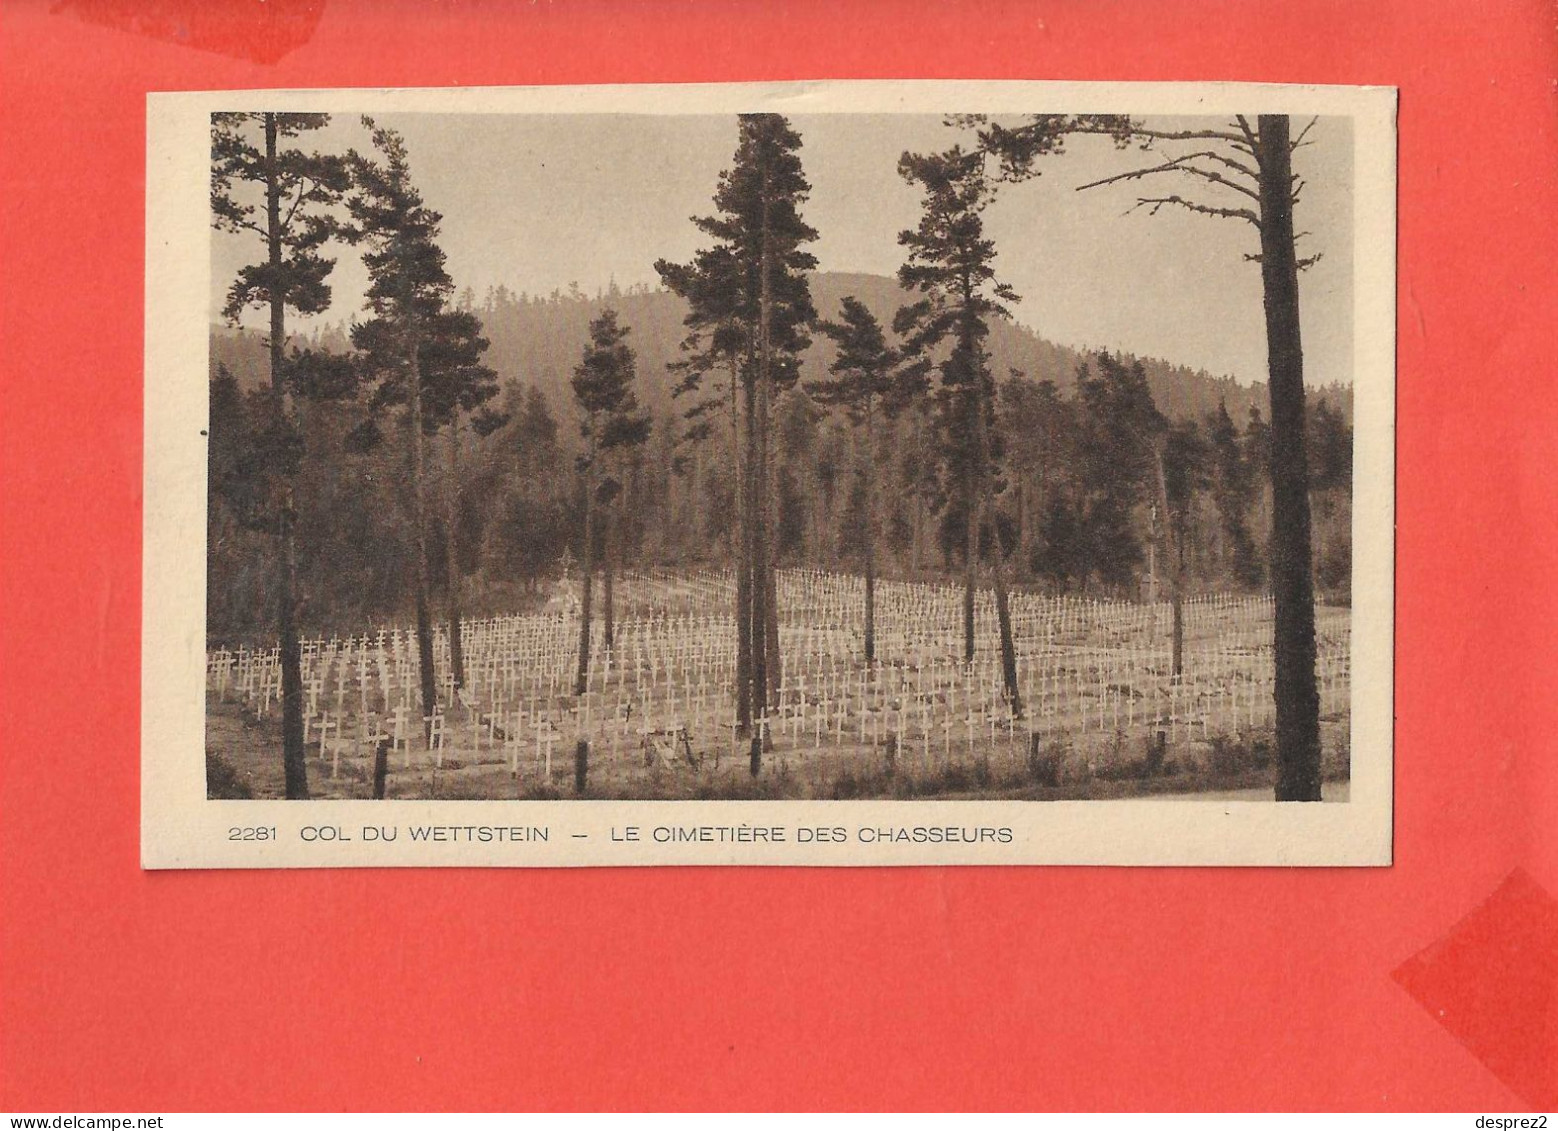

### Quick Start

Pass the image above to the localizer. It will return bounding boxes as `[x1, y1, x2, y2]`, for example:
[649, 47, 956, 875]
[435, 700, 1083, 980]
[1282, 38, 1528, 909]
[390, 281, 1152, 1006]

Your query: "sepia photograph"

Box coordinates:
[144, 82, 1396, 865]
[15, 0, 1555, 1114]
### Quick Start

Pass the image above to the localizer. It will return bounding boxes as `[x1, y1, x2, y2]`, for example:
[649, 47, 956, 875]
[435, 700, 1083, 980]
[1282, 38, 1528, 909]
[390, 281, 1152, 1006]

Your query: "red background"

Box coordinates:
[2, 0, 1555, 1112]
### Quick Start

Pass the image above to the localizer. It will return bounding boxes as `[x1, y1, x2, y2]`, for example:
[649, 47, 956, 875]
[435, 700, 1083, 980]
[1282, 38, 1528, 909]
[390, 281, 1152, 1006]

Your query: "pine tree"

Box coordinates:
[211, 112, 349, 799]
[1307, 398, 1353, 595]
[1243, 404, 1274, 585]
[656, 114, 818, 770]
[487, 386, 566, 595]
[570, 310, 650, 695]
[1159, 419, 1212, 676]
[1207, 398, 1263, 587]
[992, 372, 1078, 586]
[342, 117, 458, 742]
[656, 245, 753, 723]
[423, 310, 504, 690]
[896, 146, 1022, 714]
[814, 295, 911, 665]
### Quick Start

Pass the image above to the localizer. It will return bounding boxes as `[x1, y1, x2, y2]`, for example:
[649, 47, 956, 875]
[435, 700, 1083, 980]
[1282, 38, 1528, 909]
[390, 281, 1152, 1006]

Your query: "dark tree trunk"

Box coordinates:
[407, 316, 438, 745]
[749, 173, 778, 772]
[963, 478, 978, 665]
[444, 416, 465, 691]
[736, 372, 755, 737]
[574, 453, 595, 697]
[763, 429, 781, 716]
[264, 114, 309, 799]
[973, 378, 1022, 715]
[988, 523, 1021, 716]
[1151, 444, 1185, 681]
[1256, 115, 1322, 801]
[728, 360, 742, 563]
[748, 382, 768, 769]
[959, 292, 983, 667]
[759, 377, 780, 718]
[372, 738, 389, 799]
[603, 480, 616, 650]
[862, 398, 877, 666]
[603, 520, 615, 648]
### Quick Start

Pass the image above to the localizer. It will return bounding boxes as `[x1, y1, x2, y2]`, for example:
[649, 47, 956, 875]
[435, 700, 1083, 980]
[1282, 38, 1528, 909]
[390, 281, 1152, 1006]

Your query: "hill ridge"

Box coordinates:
[211, 269, 1349, 429]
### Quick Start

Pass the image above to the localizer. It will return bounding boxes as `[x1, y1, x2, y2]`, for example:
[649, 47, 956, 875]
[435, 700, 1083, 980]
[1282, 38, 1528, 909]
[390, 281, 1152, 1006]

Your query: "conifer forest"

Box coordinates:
[206, 110, 1356, 802]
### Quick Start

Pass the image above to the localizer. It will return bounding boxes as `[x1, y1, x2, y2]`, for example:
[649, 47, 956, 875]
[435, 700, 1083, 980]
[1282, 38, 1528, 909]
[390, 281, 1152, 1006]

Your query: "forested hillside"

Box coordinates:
[213, 270, 1350, 435]
[208, 269, 1352, 642]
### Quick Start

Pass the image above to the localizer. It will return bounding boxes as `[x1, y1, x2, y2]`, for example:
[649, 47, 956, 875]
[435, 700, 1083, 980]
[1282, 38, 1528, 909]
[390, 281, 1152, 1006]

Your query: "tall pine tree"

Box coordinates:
[656, 114, 817, 771]
[421, 308, 504, 691]
[342, 117, 460, 742]
[896, 146, 1022, 714]
[211, 112, 349, 798]
[814, 295, 911, 666]
[570, 310, 650, 696]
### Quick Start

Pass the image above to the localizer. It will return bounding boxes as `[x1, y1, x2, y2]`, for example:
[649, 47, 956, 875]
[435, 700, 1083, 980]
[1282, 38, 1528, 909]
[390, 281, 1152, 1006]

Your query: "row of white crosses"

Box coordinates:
[209, 569, 1351, 783]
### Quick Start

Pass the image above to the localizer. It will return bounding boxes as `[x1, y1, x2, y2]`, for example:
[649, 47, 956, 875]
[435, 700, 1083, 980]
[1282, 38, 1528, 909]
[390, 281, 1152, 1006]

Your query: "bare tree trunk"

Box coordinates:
[749, 178, 777, 773]
[764, 411, 781, 715]
[444, 415, 466, 691]
[962, 379, 980, 665]
[982, 498, 1023, 716]
[407, 315, 438, 746]
[1150, 443, 1185, 680]
[863, 398, 876, 667]
[727, 360, 741, 563]
[750, 372, 772, 770]
[603, 489, 616, 649]
[909, 410, 926, 578]
[736, 371, 754, 737]
[973, 380, 1022, 714]
[574, 451, 595, 697]
[264, 114, 309, 799]
[1256, 115, 1322, 802]
[747, 368, 768, 767]
[963, 469, 978, 665]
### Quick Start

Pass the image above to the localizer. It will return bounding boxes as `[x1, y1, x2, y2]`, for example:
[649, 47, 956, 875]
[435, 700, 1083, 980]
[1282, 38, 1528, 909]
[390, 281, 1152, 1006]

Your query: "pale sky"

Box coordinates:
[212, 111, 1354, 386]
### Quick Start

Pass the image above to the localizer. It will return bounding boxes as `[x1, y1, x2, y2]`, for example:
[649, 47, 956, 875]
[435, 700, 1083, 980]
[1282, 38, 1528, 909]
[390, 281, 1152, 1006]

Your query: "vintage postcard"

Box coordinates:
[142, 80, 1395, 867]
